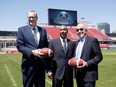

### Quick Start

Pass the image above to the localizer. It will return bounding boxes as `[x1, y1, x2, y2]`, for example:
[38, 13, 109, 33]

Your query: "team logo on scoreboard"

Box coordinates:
[60, 11, 68, 20]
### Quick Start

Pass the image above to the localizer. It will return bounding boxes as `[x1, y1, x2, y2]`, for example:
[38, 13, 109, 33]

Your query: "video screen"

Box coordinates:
[48, 8, 77, 26]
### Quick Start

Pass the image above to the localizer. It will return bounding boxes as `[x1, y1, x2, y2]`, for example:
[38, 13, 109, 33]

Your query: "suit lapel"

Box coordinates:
[27, 25, 38, 47]
[27, 25, 36, 44]
[81, 36, 89, 57]
[74, 40, 80, 51]
[73, 40, 79, 56]
[57, 38, 67, 54]
[58, 38, 64, 52]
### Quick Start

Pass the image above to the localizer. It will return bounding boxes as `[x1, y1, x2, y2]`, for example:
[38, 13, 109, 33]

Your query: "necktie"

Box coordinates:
[33, 28, 38, 45]
[63, 39, 67, 53]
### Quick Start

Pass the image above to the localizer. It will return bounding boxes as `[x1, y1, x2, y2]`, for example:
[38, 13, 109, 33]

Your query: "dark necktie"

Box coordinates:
[33, 28, 38, 45]
[63, 39, 67, 53]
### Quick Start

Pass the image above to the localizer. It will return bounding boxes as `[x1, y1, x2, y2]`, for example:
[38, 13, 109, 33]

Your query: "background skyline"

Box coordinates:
[0, 0, 116, 33]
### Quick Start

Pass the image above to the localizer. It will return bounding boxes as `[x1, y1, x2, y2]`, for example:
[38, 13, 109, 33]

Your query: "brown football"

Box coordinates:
[40, 48, 54, 58]
[68, 58, 83, 68]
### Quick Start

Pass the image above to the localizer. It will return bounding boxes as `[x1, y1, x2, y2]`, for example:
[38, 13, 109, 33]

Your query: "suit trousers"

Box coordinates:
[53, 74, 73, 87]
[22, 60, 45, 87]
[76, 79, 95, 87]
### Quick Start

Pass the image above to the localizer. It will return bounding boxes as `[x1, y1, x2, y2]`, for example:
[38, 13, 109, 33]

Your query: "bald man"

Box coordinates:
[74, 23, 103, 87]
[48, 25, 75, 87]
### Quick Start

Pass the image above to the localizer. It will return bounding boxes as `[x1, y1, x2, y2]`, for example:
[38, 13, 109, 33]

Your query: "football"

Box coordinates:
[40, 48, 54, 58]
[68, 58, 83, 68]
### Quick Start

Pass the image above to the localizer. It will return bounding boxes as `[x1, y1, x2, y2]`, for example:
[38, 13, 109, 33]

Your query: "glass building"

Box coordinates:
[97, 23, 110, 34]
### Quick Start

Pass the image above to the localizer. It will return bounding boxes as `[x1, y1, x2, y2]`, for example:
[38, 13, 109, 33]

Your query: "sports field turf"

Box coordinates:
[0, 49, 116, 87]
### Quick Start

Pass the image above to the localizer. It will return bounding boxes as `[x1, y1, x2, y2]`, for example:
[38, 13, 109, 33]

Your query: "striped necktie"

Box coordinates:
[33, 28, 38, 45]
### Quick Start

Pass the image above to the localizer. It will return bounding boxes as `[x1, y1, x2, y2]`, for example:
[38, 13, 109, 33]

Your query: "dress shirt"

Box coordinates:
[75, 35, 87, 58]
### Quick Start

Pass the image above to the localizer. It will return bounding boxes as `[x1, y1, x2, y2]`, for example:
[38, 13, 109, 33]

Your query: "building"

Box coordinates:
[0, 31, 17, 53]
[97, 23, 110, 34]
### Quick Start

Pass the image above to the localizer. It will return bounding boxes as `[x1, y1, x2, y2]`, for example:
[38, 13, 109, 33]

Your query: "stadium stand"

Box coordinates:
[44, 27, 59, 39]
[44, 27, 111, 41]
[87, 28, 110, 41]
[0, 27, 113, 54]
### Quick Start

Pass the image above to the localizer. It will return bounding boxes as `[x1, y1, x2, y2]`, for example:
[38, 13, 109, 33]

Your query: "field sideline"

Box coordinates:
[0, 50, 116, 87]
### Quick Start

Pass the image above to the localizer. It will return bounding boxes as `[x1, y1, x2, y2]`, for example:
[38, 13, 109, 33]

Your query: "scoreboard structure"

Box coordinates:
[48, 8, 77, 26]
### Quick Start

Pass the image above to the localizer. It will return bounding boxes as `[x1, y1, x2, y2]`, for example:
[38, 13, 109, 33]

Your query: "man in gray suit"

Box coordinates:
[47, 25, 75, 87]
[74, 23, 103, 87]
[16, 10, 49, 87]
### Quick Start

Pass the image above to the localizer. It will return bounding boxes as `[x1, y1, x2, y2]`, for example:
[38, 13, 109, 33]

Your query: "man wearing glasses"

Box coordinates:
[74, 23, 103, 87]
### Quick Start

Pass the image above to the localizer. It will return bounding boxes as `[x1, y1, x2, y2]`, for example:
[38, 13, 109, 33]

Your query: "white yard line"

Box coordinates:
[8, 57, 52, 85]
[4, 64, 18, 87]
[7, 56, 21, 65]
[10, 58, 21, 65]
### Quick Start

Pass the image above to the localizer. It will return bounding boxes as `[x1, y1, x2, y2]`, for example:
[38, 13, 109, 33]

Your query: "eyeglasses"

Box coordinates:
[76, 28, 84, 32]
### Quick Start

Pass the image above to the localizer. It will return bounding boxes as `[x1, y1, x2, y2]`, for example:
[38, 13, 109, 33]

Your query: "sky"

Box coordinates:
[0, 0, 116, 33]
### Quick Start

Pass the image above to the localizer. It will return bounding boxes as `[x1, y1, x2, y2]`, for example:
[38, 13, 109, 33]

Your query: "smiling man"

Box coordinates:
[16, 10, 49, 87]
[74, 23, 103, 87]
[48, 25, 75, 87]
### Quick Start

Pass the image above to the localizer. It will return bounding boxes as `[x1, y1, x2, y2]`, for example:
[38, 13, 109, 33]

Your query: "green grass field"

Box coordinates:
[0, 50, 116, 87]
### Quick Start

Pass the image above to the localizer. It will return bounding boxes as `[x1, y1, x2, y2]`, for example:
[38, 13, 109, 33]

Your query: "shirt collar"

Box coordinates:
[80, 35, 87, 42]
[29, 25, 37, 30]
[60, 37, 67, 42]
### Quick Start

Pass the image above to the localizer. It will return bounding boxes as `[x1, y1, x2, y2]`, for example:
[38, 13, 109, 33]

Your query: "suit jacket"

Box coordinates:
[74, 35, 103, 82]
[16, 25, 49, 73]
[49, 38, 75, 80]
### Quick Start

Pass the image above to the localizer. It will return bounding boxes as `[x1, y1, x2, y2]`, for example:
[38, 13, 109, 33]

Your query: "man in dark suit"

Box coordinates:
[74, 23, 103, 87]
[47, 25, 75, 87]
[16, 10, 49, 87]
